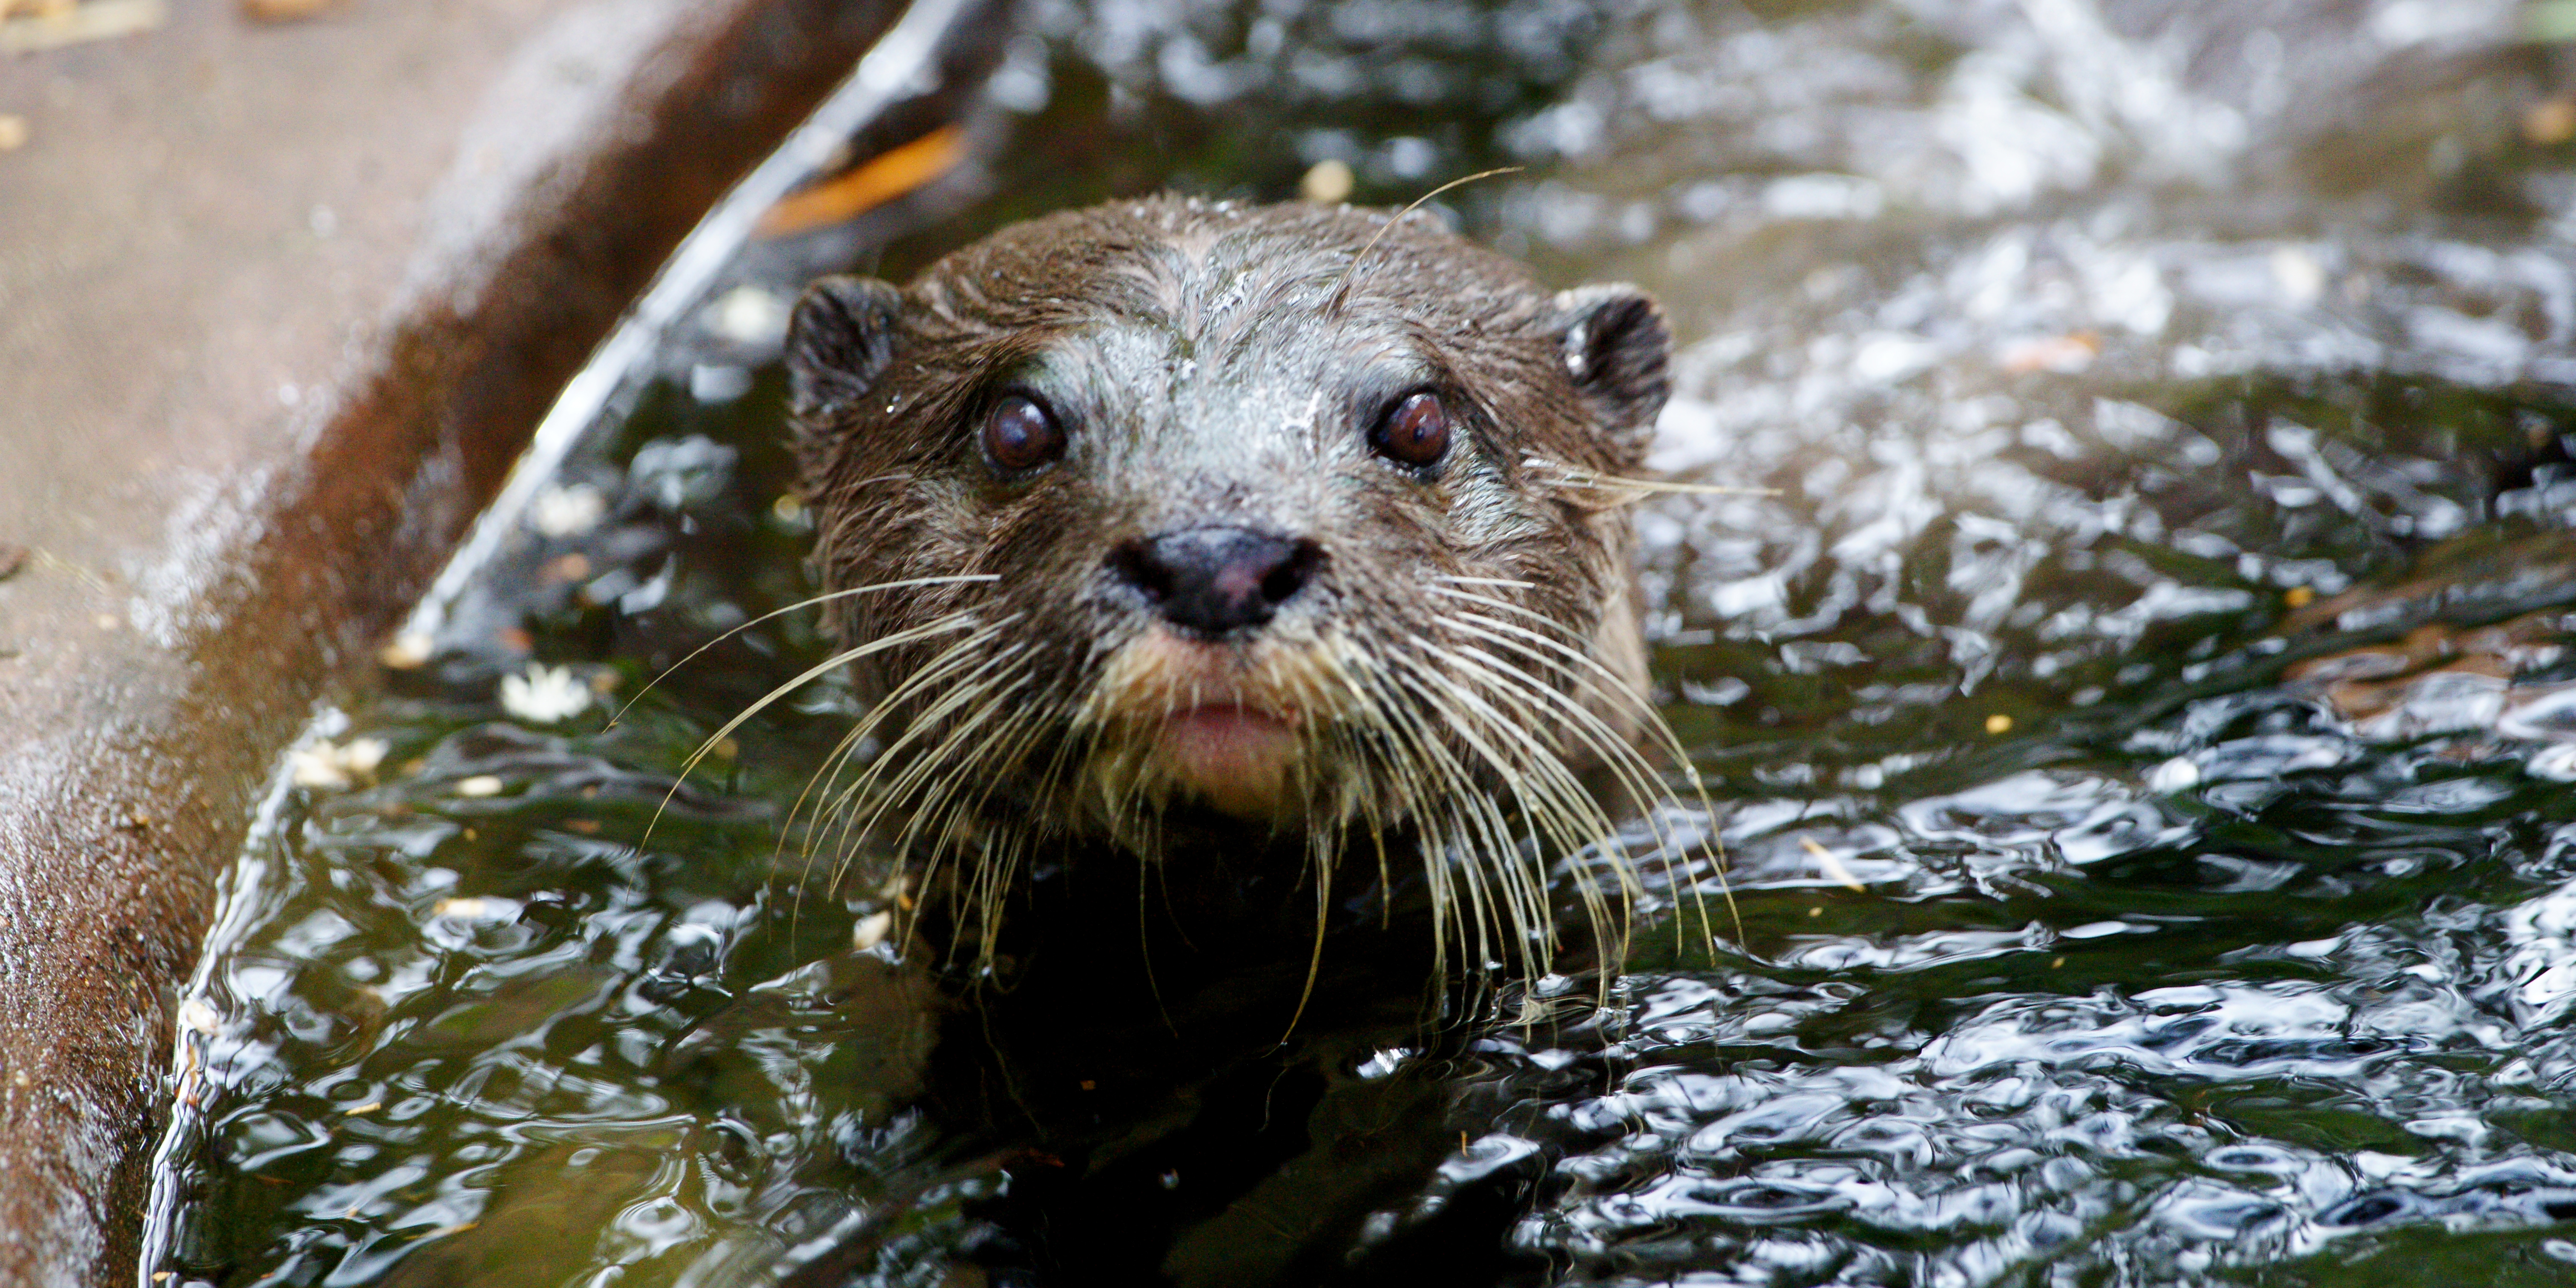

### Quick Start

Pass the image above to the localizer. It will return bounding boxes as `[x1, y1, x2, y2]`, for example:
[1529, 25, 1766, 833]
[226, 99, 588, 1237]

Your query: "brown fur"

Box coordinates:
[783, 196, 1676, 975]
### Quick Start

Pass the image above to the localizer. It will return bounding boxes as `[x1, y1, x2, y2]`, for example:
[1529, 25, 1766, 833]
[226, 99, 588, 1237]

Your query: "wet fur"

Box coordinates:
[784, 196, 1677, 980]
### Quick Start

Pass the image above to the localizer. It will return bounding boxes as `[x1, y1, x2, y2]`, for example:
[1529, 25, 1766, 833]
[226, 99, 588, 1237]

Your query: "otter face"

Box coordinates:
[785, 198, 1674, 963]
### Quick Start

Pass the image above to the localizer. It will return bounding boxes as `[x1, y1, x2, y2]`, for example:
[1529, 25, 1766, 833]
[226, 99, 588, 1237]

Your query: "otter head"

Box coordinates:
[785, 197, 1673, 964]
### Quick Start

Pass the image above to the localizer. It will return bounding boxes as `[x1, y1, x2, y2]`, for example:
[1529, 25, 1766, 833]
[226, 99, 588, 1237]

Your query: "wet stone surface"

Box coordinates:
[153, 0, 2576, 1285]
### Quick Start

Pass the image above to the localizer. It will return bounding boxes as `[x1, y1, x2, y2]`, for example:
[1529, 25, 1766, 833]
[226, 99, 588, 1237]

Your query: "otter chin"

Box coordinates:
[784, 195, 1686, 978]
[1157, 704, 1299, 815]
[1088, 624, 1320, 818]
[1082, 626, 1350, 824]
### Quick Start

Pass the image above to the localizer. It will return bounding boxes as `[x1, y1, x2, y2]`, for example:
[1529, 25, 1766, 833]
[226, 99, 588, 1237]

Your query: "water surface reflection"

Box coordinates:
[157, 0, 2576, 1284]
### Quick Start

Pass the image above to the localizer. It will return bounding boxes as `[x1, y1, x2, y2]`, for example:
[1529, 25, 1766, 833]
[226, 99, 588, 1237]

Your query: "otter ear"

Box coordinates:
[1553, 284, 1671, 450]
[787, 276, 903, 421]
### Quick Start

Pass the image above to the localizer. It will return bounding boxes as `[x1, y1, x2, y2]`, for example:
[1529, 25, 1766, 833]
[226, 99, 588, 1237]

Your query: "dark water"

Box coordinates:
[151, 0, 2576, 1285]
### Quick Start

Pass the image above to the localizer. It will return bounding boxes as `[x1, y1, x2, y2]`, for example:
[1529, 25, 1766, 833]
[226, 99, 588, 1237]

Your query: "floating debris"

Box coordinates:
[500, 663, 591, 724]
[0, 0, 164, 53]
[1997, 331, 2100, 375]
[452, 776, 504, 799]
[377, 631, 434, 670]
[1300, 158, 1354, 203]
[0, 115, 25, 152]
[529, 483, 607, 538]
[852, 910, 894, 951]
[702, 285, 791, 348]
[757, 126, 963, 238]
[540, 552, 592, 585]
[430, 896, 497, 920]
[237, 0, 343, 22]
[1798, 837, 1867, 892]
[288, 736, 387, 790]
[2527, 98, 2576, 146]
[2286, 605, 2573, 745]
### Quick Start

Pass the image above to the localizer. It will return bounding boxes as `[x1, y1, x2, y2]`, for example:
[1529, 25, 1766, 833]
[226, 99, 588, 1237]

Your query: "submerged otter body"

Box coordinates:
[784, 196, 1677, 977]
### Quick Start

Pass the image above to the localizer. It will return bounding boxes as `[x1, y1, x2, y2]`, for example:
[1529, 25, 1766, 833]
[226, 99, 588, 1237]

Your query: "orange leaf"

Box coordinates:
[757, 126, 964, 239]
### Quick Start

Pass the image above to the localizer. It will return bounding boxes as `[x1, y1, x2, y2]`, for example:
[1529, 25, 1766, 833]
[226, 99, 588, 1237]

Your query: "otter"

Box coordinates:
[780, 195, 1687, 983]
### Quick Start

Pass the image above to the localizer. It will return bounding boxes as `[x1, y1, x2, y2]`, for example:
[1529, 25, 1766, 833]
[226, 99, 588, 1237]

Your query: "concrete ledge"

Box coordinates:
[0, 1, 899, 1280]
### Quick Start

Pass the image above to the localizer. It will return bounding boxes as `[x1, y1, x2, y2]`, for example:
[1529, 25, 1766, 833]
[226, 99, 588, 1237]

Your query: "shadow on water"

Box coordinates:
[150, 0, 2576, 1285]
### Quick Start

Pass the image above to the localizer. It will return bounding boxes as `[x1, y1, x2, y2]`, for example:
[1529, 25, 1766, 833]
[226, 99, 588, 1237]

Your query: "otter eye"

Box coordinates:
[1371, 391, 1450, 469]
[983, 394, 1063, 473]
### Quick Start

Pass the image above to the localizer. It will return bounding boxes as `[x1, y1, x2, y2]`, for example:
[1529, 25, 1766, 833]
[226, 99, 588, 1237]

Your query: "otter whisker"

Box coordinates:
[792, 618, 1010, 857]
[606, 573, 999, 729]
[1429, 597, 1742, 949]
[1395, 657, 1622, 971]
[642, 611, 986, 848]
[779, 718, 881, 940]
[1427, 590, 1699, 782]
[1436, 621, 1671, 805]
[1423, 587, 1666, 726]
[1430, 637, 1660, 966]
[966, 696, 1076, 838]
[1341, 660, 1494, 976]
[1275, 826, 1337, 1044]
[1421, 584, 1594, 644]
[797, 644, 1025, 925]
[1442, 618, 1679, 829]
[1410, 671, 1606, 876]
[1311, 633, 1407, 919]
[825, 670, 1051, 959]
[786, 621, 1015, 926]
[786, 623, 1003, 855]
[1370, 664, 1504, 948]
[897, 672, 1061, 888]
[1404, 741, 1549, 983]
[860, 670, 1063, 926]
[1322, 166, 1523, 315]
[1428, 633, 1662, 831]
[1389, 634, 1663, 970]
[1520, 456, 1780, 501]
[814, 638, 1035, 878]
[1370, 658, 1560, 979]
[887, 654, 1044, 837]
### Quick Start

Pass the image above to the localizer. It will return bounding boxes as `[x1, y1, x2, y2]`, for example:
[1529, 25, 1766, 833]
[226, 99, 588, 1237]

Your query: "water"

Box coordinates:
[150, 0, 2576, 1284]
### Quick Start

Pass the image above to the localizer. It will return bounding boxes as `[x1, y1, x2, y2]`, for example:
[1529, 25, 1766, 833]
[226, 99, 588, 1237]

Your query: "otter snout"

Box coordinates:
[1107, 527, 1321, 638]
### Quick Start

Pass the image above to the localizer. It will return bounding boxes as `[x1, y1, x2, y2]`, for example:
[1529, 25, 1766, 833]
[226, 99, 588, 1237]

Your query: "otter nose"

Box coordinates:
[1109, 527, 1320, 637]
